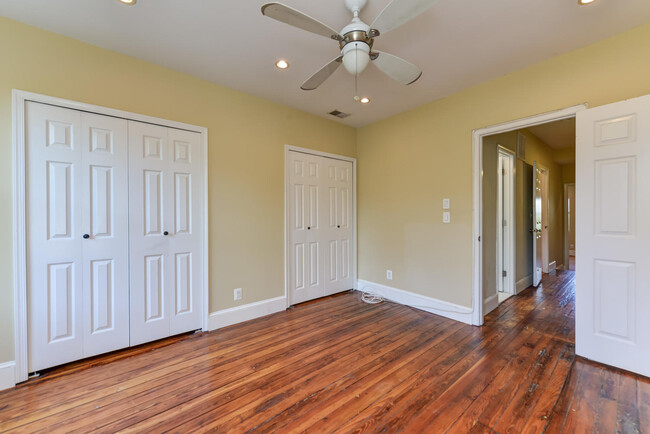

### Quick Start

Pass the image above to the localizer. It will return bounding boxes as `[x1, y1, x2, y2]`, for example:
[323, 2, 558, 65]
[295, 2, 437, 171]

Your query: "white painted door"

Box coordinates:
[567, 184, 576, 255]
[576, 95, 650, 377]
[289, 151, 354, 304]
[497, 149, 515, 297]
[168, 128, 203, 335]
[532, 162, 543, 287]
[129, 121, 203, 345]
[26, 103, 129, 372]
[324, 159, 354, 295]
[289, 152, 323, 304]
[81, 113, 130, 358]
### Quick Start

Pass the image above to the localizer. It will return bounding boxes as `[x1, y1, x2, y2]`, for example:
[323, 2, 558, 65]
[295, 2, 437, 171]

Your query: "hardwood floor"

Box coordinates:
[1, 270, 647, 432]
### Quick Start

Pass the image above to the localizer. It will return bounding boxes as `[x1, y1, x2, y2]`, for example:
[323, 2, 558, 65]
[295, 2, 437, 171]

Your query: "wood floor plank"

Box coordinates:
[0, 271, 647, 433]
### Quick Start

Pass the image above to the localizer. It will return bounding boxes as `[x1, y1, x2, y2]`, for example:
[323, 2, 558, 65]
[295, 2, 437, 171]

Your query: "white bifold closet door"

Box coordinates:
[27, 102, 130, 372]
[289, 151, 353, 305]
[128, 122, 203, 345]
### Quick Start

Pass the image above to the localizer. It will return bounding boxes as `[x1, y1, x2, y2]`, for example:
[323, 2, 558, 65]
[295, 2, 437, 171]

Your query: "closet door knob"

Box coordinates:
[82, 234, 90, 239]
[307, 227, 311, 230]
[337, 225, 340, 228]
[163, 231, 169, 236]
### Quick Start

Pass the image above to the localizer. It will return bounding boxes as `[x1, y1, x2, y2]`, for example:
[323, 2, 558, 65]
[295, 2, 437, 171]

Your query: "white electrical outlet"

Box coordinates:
[386, 270, 393, 280]
[443, 212, 451, 223]
[234, 288, 242, 301]
[443, 198, 450, 209]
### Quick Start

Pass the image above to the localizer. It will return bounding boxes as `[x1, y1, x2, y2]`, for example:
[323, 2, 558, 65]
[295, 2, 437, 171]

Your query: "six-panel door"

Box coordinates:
[289, 151, 354, 305]
[128, 122, 203, 345]
[26, 103, 130, 372]
[576, 94, 650, 377]
[26, 101, 204, 372]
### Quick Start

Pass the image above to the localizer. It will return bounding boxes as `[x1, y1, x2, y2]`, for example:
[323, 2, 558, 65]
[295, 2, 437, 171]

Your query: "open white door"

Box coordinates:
[576, 94, 650, 377]
[532, 162, 543, 287]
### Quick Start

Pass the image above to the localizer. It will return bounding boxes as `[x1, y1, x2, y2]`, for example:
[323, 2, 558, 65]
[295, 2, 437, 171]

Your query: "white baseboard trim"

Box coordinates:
[516, 274, 533, 293]
[357, 280, 473, 325]
[549, 261, 557, 273]
[483, 294, 499, 315]
[209, 296, 287, 331]
[0, 361, 15, 391]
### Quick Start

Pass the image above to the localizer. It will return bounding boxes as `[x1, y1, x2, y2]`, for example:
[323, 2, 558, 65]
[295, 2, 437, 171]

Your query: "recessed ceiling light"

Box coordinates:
[118, 0, 136, 4]
[360, 97, 370, 104]
[578, 0, 595, 5]
[275, 59, 289, 69]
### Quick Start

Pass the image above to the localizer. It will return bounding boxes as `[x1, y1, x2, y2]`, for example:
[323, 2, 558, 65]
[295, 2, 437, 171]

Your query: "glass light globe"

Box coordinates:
[342, 42, 370, 76]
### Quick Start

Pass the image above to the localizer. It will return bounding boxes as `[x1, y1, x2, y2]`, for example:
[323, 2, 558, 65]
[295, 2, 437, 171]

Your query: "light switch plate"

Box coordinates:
[386, 270, 393, 280]
[443, 212, 451, 223]
[443, 198, 450, 209]
[234, 288, 242, 301]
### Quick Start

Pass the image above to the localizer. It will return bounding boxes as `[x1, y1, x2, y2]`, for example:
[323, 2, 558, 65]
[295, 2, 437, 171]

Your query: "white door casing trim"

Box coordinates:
[12, 89, 210, 384]
[284, 145, 358, 307]
[564, 183, 576, 270]
[472, 104, 587, 325]
[496, 146, 516, 297]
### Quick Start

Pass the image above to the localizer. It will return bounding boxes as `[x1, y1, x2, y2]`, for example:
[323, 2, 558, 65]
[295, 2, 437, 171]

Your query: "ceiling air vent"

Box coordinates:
[328, 110, 350, 119]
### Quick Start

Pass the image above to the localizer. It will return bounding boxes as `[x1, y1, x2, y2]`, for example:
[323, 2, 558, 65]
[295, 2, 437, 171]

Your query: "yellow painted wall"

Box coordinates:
[0, 17, 356, 364]
[357, 22, 650, 308]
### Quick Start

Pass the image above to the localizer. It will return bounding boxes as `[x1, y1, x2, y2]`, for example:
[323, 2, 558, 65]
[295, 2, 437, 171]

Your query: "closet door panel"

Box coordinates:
[26, 102, 84, 372]
[129, 121, 172, 345]
[289, 152, 324, 304]
[81, 113, 130, 357]
[168, 128, 203, 334]
[323, 159, 354, 295]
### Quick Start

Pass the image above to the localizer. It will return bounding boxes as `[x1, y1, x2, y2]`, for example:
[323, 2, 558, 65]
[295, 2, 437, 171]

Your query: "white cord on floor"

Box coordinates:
[360, 286, 385, 304]
[357, 286, 474, 314]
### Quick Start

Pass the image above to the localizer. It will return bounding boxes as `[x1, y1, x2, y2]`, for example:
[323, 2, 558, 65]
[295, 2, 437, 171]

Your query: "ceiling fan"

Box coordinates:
[261, 0, 438, 90]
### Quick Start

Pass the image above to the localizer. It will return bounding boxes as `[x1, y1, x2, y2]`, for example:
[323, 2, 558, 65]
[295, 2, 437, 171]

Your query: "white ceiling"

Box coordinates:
[2, 0, 650, 127]
[528, 118, 576, 150]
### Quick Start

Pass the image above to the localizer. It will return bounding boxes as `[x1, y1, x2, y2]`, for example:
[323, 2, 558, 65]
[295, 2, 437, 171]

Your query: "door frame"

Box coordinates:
[538, 164, 550, 273]
[496, 146, 516, 297]
[284, 145, 357, 307]
[472, 104, 587, 325]
[564, 183, 575, 270]
[12, 89, 210, 383]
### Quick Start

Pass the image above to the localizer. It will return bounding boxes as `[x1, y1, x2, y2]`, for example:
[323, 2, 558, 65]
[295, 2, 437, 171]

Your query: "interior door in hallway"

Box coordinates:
[532, 162, 543, 287]
[576, 93, 650, 377]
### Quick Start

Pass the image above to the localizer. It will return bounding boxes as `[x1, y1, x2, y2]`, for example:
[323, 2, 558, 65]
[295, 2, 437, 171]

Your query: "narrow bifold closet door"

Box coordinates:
[26, 102, 129, 372]
[576, 94, 650, 377]
[289, 151, 354, 305]
[129, 121, 203, 345]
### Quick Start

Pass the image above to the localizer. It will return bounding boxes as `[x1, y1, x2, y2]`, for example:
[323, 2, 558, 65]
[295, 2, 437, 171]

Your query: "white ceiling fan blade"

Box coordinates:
[370, 0, 439, 36]
[261, 3, 341, 40]
[372, 51, 422, 85]
[301, 56, 343, 90]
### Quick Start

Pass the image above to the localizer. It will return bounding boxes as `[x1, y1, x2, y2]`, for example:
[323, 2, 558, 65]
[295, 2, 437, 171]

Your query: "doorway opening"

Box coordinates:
[472, 105, 583, 325]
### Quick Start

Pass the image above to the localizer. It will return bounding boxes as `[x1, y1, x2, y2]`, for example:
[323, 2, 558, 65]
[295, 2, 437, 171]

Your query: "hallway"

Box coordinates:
[0, 271, 647, 432]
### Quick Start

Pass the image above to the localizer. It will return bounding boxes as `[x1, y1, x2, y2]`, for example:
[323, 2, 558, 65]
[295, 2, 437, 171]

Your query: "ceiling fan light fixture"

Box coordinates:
[578, 0, 596, 4]
[342, 42, 370, 76]
[275, 59, 289, 69]
[360, 97, 370, 104]
[118, 0, 136, 5]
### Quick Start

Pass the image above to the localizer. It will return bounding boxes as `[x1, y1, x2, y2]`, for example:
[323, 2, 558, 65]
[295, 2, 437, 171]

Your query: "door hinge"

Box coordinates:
[502, 168, 506, 175]
[502, 270, 507, 277]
